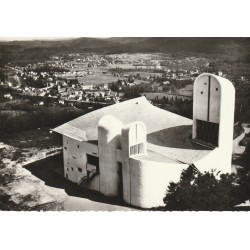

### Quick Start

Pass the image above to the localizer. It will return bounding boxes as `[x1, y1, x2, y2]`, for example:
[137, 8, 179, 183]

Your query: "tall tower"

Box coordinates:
[121, 121, 147, 205]
[192, 73, 235, 172]
[98, 115, 123, 196]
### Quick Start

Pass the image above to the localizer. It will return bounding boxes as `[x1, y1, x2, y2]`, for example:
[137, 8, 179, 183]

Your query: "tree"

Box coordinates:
[0, 70, 6, 82]
[236, 143, 250, 203]
[163, 166, 241, 211]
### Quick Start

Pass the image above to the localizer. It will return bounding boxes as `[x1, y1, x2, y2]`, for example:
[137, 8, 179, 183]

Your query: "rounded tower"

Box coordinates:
[98, 115, 123, 197]
[192, 73, 235, 173]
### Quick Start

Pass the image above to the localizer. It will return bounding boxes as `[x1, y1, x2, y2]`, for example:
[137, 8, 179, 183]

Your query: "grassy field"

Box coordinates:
[77, 74, 120, 85]
[120, 53, 166, 61]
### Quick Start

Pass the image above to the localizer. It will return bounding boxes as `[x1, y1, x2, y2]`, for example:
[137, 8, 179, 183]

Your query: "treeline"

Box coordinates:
[155, 102, 193, 119]
[31, 65, 69, 73]
[109, 79, 193, 97]
[222, 53, 250, 65]
[0, 107, 85, 134]
[23, 76, 45, 88]
[0, 70, 6, 82]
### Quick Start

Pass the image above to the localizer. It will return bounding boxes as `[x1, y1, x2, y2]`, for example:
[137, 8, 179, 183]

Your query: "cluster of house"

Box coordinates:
[54, 69, 91, 78]
[21, 70, 51, 81]
[5, 78, 120, 105]
[65, 54, 167, 69]
[133, 59, 162, 70]
[64, 87, 120, 103]
[66, 54, 117, 68]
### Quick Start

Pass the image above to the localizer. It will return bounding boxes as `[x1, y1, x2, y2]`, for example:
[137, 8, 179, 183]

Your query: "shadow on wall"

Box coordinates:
[147, 125, 205, 150]
[23, 154, 128, 208]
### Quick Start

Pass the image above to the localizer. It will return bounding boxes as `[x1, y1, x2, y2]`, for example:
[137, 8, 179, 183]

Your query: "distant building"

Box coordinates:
[53, 73, 235, 209]
[4, 93, 12, 100]
[100, 83, 109, 90]
[82, 85, 93, 90]
[218, 71, 223, 77]
[163, 81, 170, 85]
[59, 100, 65, 105]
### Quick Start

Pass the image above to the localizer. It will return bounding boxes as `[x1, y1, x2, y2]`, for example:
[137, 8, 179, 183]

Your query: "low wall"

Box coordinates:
[125, 157, 189, 208]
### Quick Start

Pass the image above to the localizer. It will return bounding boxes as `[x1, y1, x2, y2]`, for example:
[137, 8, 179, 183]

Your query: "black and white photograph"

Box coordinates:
[1, 0, 250, 249]
[1, 36, 250, 211]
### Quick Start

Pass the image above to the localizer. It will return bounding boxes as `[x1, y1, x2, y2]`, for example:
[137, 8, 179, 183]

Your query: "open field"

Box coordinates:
[77, 74, 120, 85]
[109, 63, 138, 69]
[119, 53, 167, 61]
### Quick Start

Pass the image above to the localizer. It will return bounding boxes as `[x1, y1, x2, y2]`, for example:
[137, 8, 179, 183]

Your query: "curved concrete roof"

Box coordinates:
[53, 96, 212, 164]
[54, 97, 190, 140]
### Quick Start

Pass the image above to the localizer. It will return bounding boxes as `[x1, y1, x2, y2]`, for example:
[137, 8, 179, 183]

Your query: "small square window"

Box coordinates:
[201, 91, 203, 94]
[216, 88, 218, 91]
[71, 168, 73, 171]
[78, 168, 82, 172]
[64, 146, 67, 150]
[77, 145, 79, 148]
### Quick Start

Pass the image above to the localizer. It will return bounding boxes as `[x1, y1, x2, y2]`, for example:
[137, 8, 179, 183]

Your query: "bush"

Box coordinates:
[163, 166, 241, 211]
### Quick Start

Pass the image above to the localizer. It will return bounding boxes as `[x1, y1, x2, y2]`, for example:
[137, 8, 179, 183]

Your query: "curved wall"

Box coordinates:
[124, 158, 189, 208]
[98, 115, 123, 196]
[121, 121, 147, 204]
[193, 73, 235, 173]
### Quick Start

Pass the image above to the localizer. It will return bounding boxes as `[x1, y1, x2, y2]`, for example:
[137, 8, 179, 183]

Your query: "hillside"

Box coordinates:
[1, 37, 250, 66]
[1, 37, 250, 53]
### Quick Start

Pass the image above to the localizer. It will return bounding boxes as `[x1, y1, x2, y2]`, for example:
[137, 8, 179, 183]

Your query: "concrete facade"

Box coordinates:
[54, 73, 235, 209]
[192, 73, 235, 173]
[62, 136, 100, 191]
[98, 115, 123, 197]
[121, 122, 147, 205]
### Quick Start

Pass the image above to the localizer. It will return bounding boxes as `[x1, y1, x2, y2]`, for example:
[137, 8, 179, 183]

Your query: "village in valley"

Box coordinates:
[1, 50, 249, 112]
[1, 53, 205, 105]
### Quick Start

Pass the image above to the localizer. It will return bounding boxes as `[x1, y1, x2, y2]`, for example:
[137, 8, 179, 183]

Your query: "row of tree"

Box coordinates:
[0, 107, 85, 134]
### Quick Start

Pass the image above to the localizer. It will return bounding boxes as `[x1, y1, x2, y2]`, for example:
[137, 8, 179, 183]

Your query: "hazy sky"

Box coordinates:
[0, 37, 76, 41]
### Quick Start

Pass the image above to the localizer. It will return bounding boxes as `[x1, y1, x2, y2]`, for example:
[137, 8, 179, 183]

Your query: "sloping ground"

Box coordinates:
[0, 128, 65, 211]
[0, 128, 137, 211]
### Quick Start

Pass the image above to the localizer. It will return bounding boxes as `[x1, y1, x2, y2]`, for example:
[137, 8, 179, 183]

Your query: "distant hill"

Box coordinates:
[2, 37, 250, 53]
[1, 37, 250, 66]
[108, 37, 250, 54]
